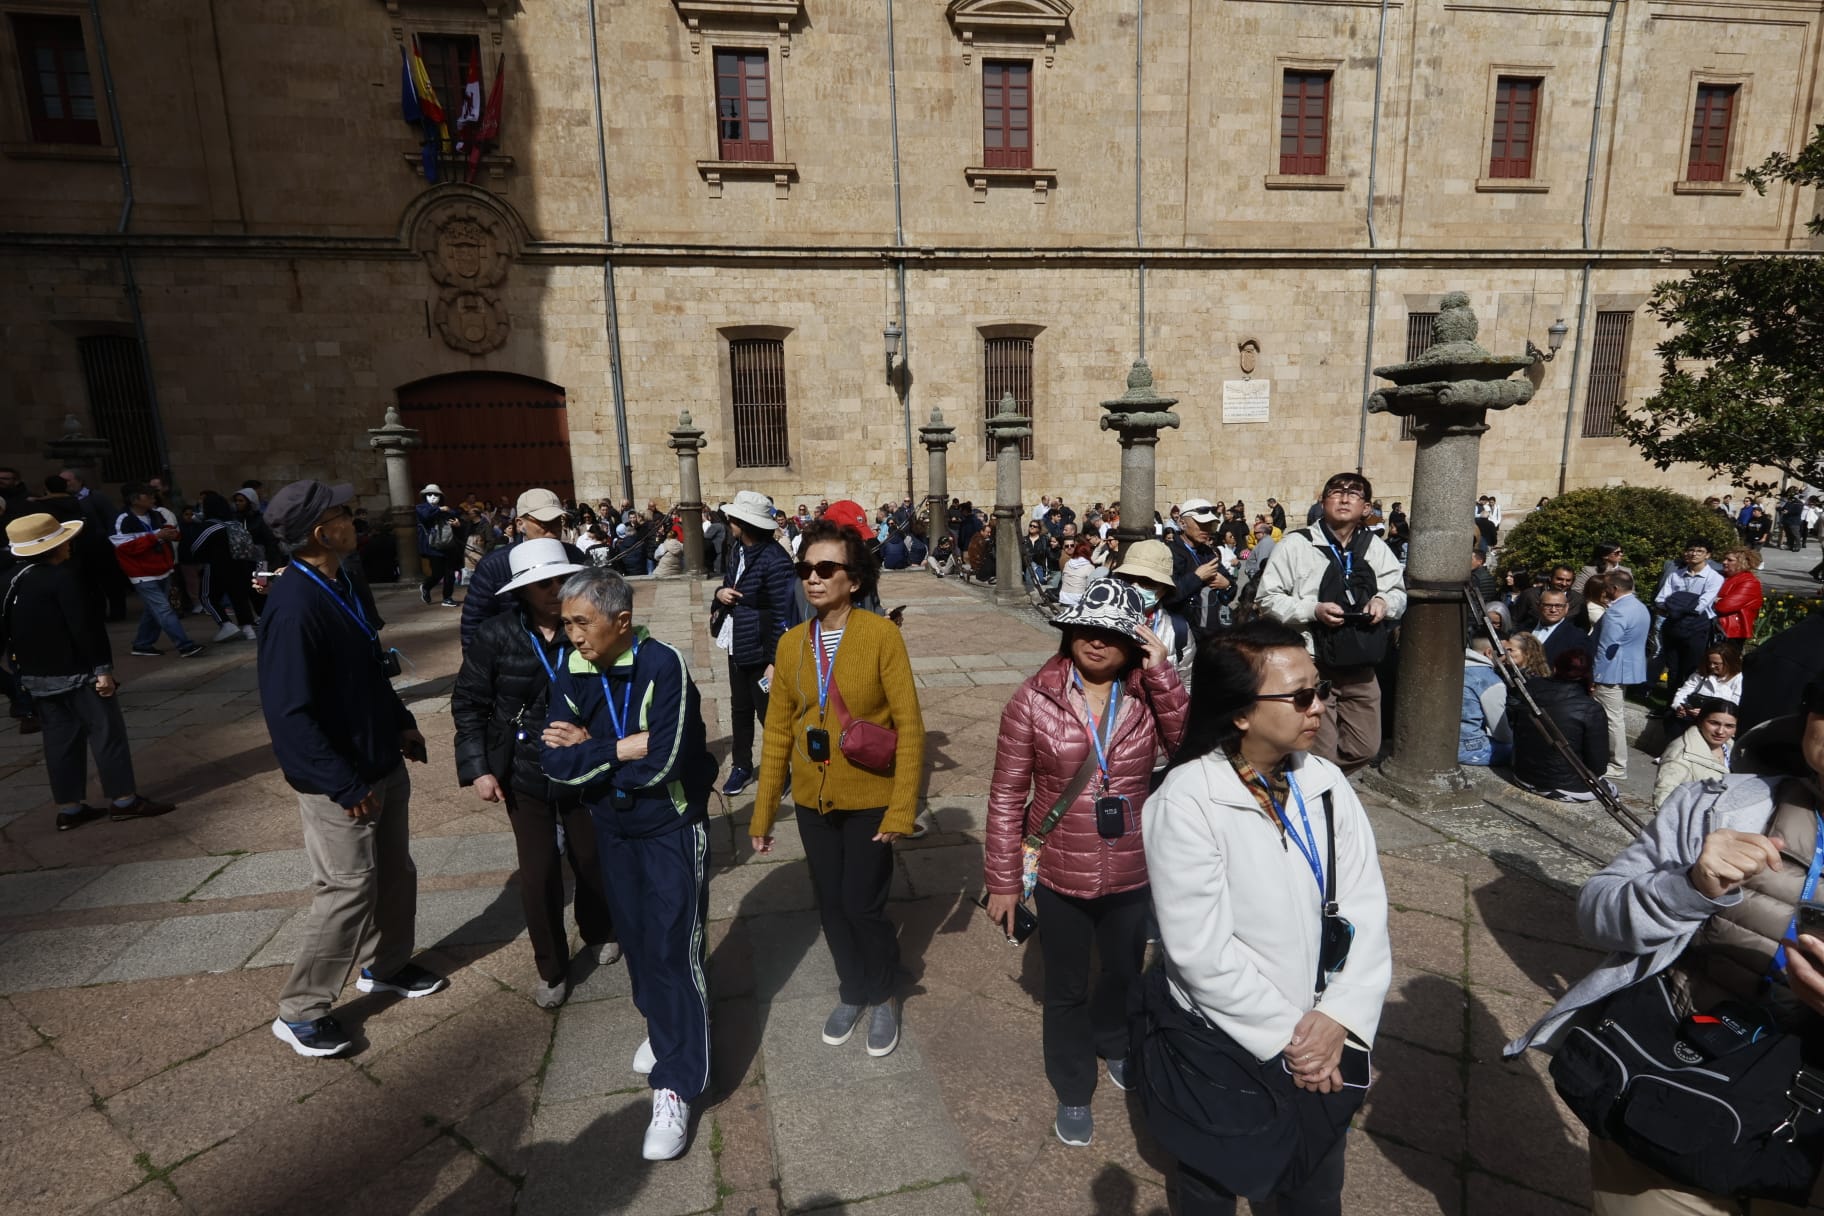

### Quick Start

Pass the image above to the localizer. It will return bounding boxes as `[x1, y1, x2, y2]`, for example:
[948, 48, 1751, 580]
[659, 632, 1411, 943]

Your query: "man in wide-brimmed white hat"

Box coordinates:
[3, 513, 176, 832]
[714, 490, 797, 797]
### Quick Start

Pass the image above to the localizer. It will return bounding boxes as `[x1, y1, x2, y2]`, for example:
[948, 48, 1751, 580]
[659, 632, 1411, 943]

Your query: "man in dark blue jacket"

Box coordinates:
[542, 568, 712, 1162]
[259, 479, 445, 1059]
[459, 487, 589, 651]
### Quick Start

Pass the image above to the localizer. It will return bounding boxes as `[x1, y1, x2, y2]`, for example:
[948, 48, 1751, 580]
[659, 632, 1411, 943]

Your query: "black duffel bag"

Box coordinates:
[1129, 964, 1368, 1202]
[1550, 973, 1824, 1203]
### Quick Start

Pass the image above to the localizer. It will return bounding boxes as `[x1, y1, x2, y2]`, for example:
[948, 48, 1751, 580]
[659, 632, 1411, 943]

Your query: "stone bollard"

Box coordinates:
[668, 411, 709, 578]
[367, 405, 423, 583]
[917, 405, 956, 559]
[986, 393, 1031, 607]
[1099, 360, 1181, 546]
[1367, 291, 1535, 805]
[42, 413, 112, 475]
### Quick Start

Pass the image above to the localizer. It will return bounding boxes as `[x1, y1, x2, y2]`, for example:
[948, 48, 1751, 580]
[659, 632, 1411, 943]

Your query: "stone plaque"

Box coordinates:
[1222, 379, 1270, 424]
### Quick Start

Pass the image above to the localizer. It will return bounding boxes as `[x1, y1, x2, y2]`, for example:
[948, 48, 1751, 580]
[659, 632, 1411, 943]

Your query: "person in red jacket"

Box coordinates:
[983, 578, 1189, 1148]
[1714, 547, 1764, 648]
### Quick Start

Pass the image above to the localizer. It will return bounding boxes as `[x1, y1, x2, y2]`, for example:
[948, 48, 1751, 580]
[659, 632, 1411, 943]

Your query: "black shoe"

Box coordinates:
[440, 599, 458, 608]
[355, 962, 448, 998]
[420, 584, 433, 604]
[177, 643, 206, 658]
[56, 805, 107, 832]
[272, 1015, 354, 1058]
[129, 646, 164, 658]
[109, 795, 177, 822]
[17, 715, 39, 735]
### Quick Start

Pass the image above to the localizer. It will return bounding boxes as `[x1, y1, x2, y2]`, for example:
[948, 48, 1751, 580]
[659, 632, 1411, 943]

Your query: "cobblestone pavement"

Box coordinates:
[0, 569, 1671, 1215]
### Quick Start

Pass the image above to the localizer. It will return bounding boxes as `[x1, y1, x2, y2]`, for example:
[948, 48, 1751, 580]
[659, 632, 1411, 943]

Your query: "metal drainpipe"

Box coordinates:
[1135, 0, 1145, 359]
[1555, 0, 1620, 496]
[1354, 0, 1390, 475]
[91, 0, 171, 473]
[587, 0, 636, 504]
[887, 0, 914, 504]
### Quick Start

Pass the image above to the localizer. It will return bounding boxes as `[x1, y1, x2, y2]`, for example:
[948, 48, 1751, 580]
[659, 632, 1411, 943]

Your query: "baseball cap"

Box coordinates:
[265, 480, 355, 549]
[515, 488, 566, 523]
[1179, 498, 1220, 523]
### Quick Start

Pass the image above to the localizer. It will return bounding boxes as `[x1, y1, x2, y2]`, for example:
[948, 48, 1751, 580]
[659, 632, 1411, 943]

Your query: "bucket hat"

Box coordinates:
[265, 480, 355, 549]
[1112, 540, 1175, 593]
[420, 484, 444, 497]
[724, 490, 779, 533]
[497, 538, 588, 596]
[6, 512, 83, 558]
[1050, 578, 1147, 643]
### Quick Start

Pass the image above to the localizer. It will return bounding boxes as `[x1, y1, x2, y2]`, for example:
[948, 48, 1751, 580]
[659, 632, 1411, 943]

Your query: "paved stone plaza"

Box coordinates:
[0, 566, 1750, 1215]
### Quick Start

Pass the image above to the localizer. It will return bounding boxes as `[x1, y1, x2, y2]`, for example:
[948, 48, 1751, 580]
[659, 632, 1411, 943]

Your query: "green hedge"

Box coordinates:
[1496, 486, 1740, 584]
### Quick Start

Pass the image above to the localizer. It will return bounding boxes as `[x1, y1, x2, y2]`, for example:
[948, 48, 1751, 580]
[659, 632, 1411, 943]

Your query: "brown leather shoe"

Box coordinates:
[56, 805, 106, 832]
[109, 795, 176, 822]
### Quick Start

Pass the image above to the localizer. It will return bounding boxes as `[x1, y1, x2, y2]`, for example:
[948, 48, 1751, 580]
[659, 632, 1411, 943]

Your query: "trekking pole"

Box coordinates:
[1465, 578, 1646, 838]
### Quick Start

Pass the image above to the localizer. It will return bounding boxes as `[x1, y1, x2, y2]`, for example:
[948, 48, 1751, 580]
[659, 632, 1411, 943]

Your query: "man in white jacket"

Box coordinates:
[1257, 472, 1407, 774]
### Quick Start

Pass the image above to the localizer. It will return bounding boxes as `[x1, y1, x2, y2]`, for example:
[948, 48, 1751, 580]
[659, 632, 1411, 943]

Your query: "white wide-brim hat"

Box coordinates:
[497, 538, 588, 596]
[724, 490, 779, 533]
[420, 484, 444, 497]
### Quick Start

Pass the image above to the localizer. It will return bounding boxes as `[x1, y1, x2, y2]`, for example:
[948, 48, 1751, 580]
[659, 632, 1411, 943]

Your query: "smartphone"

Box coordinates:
[1796, 899, 1824, 943]
[973, 891, 1038, 945]
[758, 673, 772, 694]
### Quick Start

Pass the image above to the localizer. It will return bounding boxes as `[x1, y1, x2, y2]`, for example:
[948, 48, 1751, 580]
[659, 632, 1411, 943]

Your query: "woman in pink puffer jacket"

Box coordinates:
[983, 578, 1189, 1148]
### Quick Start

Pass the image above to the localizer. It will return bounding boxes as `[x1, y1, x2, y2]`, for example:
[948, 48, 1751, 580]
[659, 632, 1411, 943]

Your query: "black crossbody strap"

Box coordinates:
[1323, 789, 1338, 914]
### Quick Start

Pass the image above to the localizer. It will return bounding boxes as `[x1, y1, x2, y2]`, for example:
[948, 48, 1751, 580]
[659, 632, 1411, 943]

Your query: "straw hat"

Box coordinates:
[6, 513, 84, 558]
[1112, 540, 1175, 593]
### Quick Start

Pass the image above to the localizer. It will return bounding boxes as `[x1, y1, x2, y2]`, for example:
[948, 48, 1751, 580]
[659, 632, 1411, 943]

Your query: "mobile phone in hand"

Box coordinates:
[1796, 899, 1824, 943]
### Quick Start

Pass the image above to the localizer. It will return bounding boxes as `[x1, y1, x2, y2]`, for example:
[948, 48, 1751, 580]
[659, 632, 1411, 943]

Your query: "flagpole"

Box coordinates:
[587, 0, 637, 504]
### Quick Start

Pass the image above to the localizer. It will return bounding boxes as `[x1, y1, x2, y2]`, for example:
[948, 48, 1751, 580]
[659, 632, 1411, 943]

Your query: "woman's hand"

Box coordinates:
[473, 775, 503, 803]
[751, 835, 775, 855]
[873, 831, 901, 845]
[1285, 1009, 1347, 1085]
[984, 892, 1021, 938]
[715, 586, 742, 606]
[1293, 1066, 1344, 1094]
[1690, 829, 1784, 900]
[1136, 622, 1168, 670]
[542, 721, 591, 748]
[94, 674, 117, 698]
[616, 731, 650, 762]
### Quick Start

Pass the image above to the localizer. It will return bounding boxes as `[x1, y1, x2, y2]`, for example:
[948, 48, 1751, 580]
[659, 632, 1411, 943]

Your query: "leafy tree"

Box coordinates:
[1616, 125, 1824, 494]
[1497, 486, 1738, 586]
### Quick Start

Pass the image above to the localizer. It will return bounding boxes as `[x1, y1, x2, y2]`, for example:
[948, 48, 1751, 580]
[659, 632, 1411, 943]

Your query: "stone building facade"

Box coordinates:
[2, 0, 1820, 519]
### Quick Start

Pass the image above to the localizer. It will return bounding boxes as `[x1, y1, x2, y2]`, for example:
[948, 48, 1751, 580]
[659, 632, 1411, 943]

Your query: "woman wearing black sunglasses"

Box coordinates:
[1137, 619, 1390, 1216]
[750, 520, 925, 1059]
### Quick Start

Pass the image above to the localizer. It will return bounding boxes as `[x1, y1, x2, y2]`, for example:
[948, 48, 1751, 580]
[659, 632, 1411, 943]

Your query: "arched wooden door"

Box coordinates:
[395, 372, 575, 505]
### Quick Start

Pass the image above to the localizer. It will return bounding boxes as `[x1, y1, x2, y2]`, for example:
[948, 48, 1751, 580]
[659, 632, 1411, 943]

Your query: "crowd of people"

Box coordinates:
[5, 457, 1824, 1212]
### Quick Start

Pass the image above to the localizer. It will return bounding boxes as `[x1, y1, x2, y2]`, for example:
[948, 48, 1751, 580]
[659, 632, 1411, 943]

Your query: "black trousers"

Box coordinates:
[504, 788, 615, 984]
[201, 556, 258, 628]
[1034, 883, 1150, 1106]
[796, 804, 898, 1006]
[1662, 627, 1710, 714]
[36, 684, 137, 805]
[727, 656, 771, 771]
[1177, 1128, 1350, 1216]
[421, 551, 457, 601]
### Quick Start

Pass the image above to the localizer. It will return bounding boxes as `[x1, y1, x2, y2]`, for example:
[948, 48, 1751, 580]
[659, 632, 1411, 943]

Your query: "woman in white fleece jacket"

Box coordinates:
[1143, 618, 1391, 1216]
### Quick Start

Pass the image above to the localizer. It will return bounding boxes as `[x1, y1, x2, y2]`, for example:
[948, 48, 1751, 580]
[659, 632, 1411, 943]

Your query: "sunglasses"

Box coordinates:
[794, 560, 853, 581]
[1255, 680, 1333, 711]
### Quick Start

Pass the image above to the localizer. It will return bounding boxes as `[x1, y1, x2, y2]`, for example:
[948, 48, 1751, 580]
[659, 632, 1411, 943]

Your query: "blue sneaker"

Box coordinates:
[272, 1015, 353, 1058]
[722, 766, 753, 797]
[355, 962, 448, 998]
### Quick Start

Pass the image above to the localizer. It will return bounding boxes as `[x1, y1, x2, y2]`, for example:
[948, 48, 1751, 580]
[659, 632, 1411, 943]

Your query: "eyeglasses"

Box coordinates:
[1254, 680, 1333, 711]
[1325, 488, 1367, 501]
[794, 560, 853, 581]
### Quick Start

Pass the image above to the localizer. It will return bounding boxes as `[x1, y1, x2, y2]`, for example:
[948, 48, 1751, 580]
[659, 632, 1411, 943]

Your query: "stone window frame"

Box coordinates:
[715, 324, 798, 476]
[1475, 63, 1554, 194]
[975, 322, 1045, 463]
[0, 0, 116, 162]
[390, 12, 516, 190]
[964, 51, 1057, 202]
[1674, 71, 1751, 196]
[1264, 54, 1346, 192]
[693, 32, 797, 199]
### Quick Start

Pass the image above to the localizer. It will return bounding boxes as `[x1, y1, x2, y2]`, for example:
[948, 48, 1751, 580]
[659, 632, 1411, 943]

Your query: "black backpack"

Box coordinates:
[1301, 527, 1391, 669]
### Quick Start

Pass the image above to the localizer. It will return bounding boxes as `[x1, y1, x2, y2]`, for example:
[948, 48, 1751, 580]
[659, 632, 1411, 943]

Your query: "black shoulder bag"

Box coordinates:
[1304, 528, 1391, 670]
[1130, 790, 1370, 1201]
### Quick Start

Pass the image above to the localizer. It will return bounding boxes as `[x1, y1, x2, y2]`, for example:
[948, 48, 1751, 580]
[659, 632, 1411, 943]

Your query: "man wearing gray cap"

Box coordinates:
[258, 479, 445, 1058]
[459, 487, 589, 651]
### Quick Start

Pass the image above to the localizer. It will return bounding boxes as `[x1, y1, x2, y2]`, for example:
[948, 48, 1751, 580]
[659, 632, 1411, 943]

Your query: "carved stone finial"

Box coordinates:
[1367, 290, 1534, 433]
[1099, 358, 1182, 434]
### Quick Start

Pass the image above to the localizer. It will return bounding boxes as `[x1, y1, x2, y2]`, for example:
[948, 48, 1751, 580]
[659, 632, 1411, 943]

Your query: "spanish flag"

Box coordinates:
[408, 36, 451, 155]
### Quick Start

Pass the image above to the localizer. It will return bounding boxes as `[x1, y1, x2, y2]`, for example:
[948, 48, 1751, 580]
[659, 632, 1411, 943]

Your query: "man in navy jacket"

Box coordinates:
[259, 479, 446, 1059]
[542, 568, 712, 1162]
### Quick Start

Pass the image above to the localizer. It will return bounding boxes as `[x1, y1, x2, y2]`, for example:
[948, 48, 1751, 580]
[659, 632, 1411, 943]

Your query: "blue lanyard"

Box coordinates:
[1771, 811, 1824, 977]
[1072, 671, 1122, 789]
[813, 621, 844, 718]
[526, 629, 565, 683]
[289, 560, 374, 643]
[1322, 531, 1354, 581]
[1258, 771, 1324, 896]
[596, 640, 640, 741]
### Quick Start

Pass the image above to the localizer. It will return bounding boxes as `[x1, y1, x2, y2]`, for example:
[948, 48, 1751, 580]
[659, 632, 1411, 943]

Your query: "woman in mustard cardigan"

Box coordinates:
[752, 519, 925, 1058]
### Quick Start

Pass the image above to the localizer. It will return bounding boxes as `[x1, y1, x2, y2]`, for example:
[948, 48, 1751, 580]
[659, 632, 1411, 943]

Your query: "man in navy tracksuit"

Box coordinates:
[541, 568, 713, 1162]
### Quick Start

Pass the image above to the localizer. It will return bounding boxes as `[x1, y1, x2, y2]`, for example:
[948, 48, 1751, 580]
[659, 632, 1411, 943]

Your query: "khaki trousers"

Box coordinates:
[1594, 684, 1630, 780]
[1312, 664, 1382, 776]
[277, 764, 418, 1023]
[1589, 1137, 1818, 1215]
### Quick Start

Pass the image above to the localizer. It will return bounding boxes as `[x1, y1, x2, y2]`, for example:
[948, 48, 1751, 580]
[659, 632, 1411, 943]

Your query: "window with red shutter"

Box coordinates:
[1279, 71, 1330, 176]
[1687, 85, 1737, 183]
[982, 60, 1033, 170]
[1488, 77, 1541, 179]
[11, 14, 100, 145]
[715, 50, 773, 162]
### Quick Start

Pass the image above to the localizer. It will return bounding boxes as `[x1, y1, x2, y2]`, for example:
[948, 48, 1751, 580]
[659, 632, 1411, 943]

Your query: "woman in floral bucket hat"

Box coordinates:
[982, 579, 1189, 1147]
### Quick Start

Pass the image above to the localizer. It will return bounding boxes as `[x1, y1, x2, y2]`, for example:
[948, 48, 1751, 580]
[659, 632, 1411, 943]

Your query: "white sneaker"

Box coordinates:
[642, 1088, 689, 1161]
[632, 1037, 656, 1075]
[240, 625, 257, 641]
[596, 941, 622, 966]
[212, 620, 241, 642]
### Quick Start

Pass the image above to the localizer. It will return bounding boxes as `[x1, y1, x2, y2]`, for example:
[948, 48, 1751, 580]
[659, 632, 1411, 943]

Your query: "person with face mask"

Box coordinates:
[1111, 539, 1196, 689]
[414, 484, 464, 607]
